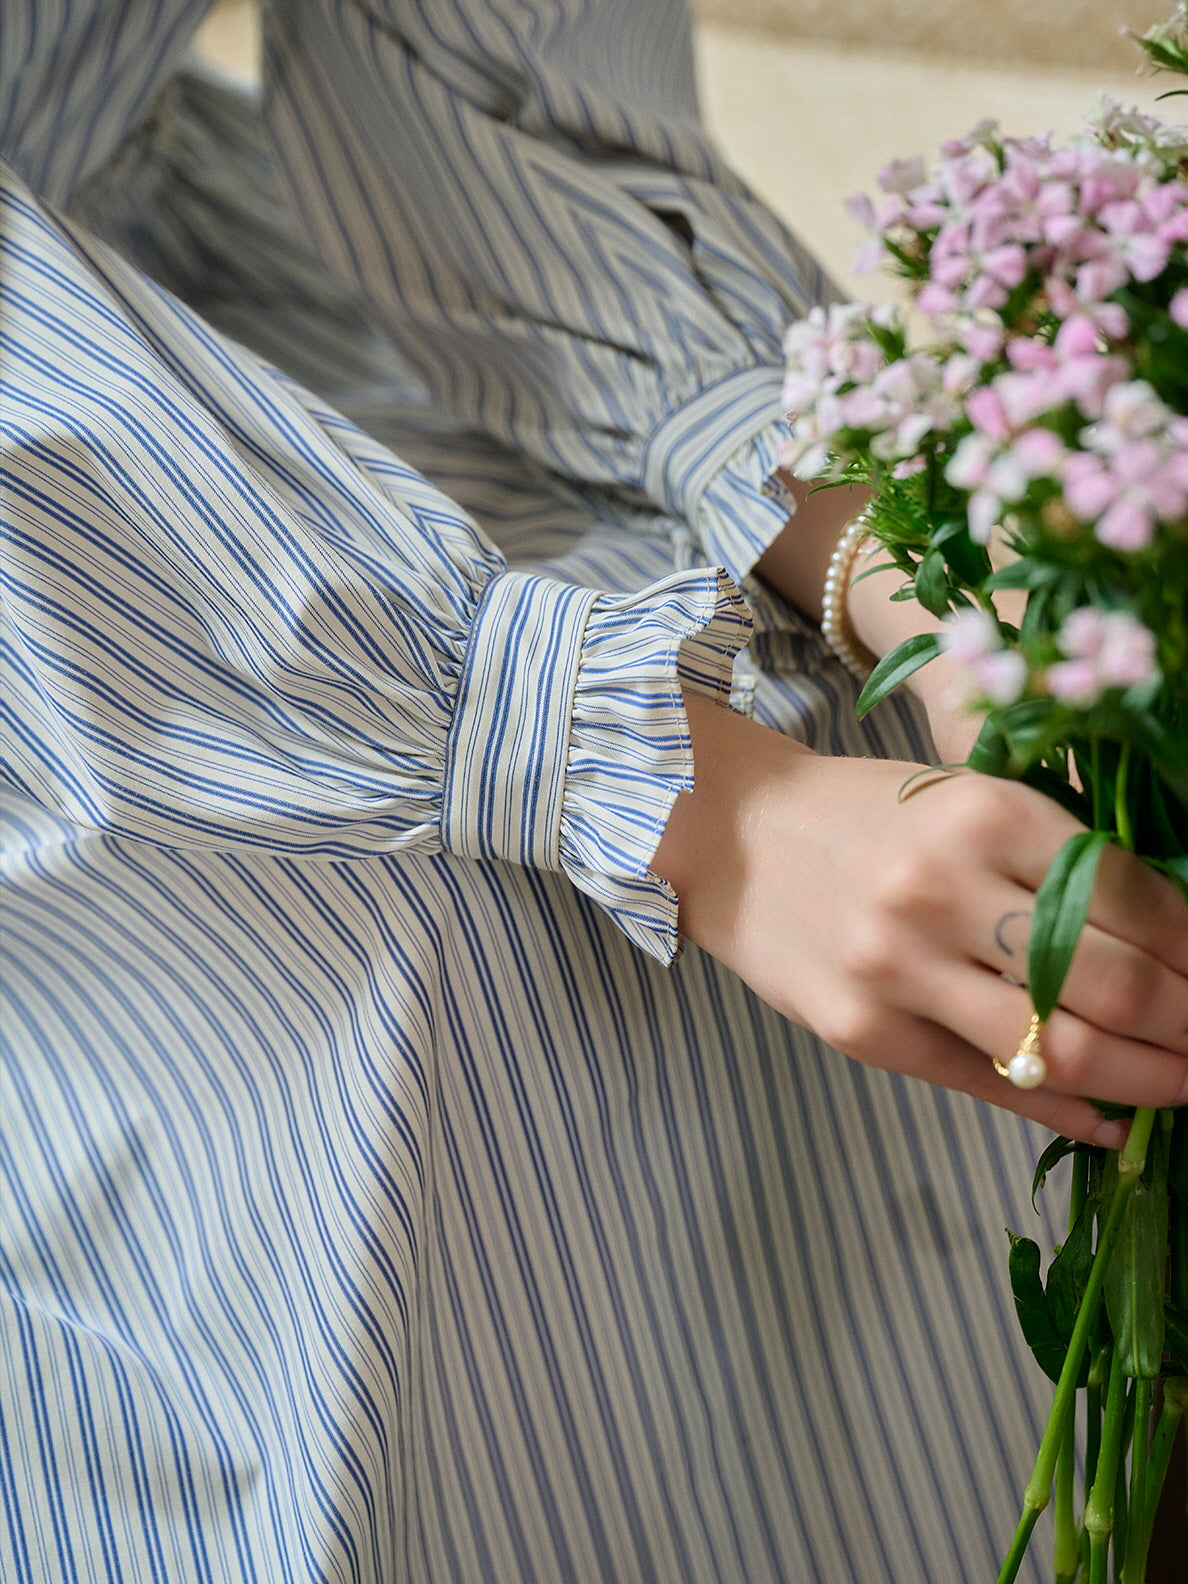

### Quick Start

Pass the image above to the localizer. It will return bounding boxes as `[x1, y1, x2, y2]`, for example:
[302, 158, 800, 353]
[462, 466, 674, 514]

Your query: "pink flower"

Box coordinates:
[1096, 613, 1159, 686]
[964, 275, 1009, 312]
[940, 608, 1027, 703]
[967, 488, 1002, 543]
[852, 237, 885, 275]
[940, 607, 1002, 663]
[983, 244, 1029, 288]
[916, 282, 961, 315]
[1062, 453, 1117, 519]
[1046, 277, 1130, 340]
[965, 385, 1011, 439]
[1047, 608, 1158, 702]
[961, 322, 1006, 362]
[1075, 257, 1130, 303]
[994, 370, 1065, 427]
[1053, 314, 1100, 357]
[1046, 657, 1102, 704]
[844, 192, 877, 229]
[942, 353, 981, 394]
[946, 432, 997, 489]
[1001, 426, 1067, 482]
[1096, 498, 1157, 550]
[1170, 288, 1188, 328]
[972, 649, 1028, 705]
[878, 156, 928, 195]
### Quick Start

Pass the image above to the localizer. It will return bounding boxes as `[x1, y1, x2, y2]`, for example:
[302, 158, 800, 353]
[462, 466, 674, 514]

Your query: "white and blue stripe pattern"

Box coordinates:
[4, 7, 1063, 1582]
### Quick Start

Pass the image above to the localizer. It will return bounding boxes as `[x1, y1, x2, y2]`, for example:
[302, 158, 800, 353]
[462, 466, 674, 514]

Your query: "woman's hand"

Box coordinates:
[654, 693, 1188, 1146]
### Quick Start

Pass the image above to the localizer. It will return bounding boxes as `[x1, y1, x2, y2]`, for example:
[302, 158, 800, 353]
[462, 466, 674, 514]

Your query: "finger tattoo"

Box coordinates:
[994, 909, 1031, 958]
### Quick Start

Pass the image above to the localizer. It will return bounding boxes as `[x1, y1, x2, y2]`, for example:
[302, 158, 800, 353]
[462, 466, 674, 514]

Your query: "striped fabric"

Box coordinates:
[3, 7, 1062, 1582]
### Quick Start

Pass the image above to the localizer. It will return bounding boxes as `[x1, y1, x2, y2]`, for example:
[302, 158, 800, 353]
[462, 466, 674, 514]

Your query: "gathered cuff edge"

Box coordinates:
[559, 565, 750, 965]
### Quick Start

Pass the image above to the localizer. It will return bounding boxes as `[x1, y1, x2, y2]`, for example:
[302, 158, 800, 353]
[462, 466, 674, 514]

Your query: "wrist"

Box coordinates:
[652, 692, 815, 944]
[753, 473, 871, 620]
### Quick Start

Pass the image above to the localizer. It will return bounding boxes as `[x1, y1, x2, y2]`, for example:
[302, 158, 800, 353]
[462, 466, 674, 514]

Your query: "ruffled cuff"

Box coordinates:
[641, 365, 795, 584]
[561, 567, 751, 964]
[440, 564, 751, 965]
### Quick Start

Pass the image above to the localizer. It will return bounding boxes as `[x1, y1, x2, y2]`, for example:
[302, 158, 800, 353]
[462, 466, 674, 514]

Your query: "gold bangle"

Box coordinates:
[820, 514, 878, 682]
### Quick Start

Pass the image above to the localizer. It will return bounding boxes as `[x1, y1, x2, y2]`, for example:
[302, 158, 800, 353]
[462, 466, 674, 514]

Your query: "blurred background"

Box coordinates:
[193, 0, 1175, 309]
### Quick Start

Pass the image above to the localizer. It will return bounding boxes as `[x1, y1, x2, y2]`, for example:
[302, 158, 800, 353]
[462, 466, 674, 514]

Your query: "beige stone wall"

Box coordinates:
[695, 1, 1170, 72]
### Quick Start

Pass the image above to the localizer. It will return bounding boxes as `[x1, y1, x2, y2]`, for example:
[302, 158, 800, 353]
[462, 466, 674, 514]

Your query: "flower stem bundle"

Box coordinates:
[782, 11, 1188, 1578]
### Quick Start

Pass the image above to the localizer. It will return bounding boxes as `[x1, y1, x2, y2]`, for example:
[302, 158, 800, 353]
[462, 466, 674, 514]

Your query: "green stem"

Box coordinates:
[1141, 1379, 1188, 1546]
[1090, 738, 1104, 831]
[1114, 741, 1134, 852]
[1086, 1372, 1105, 1499]
[1113, 1380, 1137, 1577]
[997, 1110, 1156, 1584]
[1054, 1154, 1090, 1584]
[1120, 1377, 1153, 1584]
[1053, 1394, 1080, 1583]
[1085, 1347, 1127, 1584]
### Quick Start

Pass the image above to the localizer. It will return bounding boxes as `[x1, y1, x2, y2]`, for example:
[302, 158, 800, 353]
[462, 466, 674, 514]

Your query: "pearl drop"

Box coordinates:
[1008, 1051, 1047, 1090]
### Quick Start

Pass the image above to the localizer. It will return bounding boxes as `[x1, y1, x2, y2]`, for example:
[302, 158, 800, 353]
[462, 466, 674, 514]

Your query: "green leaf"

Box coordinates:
[913, 548, 951, 619]
[1136, 715, 1188, 801]
[1147, 775, 1188, 862]
[855, 632, 942, 719]
[1019, 763, 1093, 826]
[1103, 1164, 1168, 1379]
[929, 517, 992, 586]
[1171, 1108, 1188, 1208]
[966, 717, 1010, 776]
[1028, 831, 1111, 1021]
[1030, 1135, 1090, 1212]
[1046, 1200, 1096, 1385]
[983, 560, 1060, 593]
[1006, 1229, 1069, 1384]
[1168, 1111, 1188, 1315]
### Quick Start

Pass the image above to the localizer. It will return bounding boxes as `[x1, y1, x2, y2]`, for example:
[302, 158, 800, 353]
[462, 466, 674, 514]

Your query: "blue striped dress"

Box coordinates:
[2, 5, 1062, 1580]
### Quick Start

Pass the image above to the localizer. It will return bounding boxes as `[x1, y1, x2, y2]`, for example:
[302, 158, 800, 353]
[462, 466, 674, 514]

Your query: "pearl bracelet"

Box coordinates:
[820, 514, 879, 682]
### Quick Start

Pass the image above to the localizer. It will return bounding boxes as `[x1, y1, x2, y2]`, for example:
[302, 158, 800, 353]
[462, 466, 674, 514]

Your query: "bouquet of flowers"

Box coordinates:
[781, 13, 1188, 1582]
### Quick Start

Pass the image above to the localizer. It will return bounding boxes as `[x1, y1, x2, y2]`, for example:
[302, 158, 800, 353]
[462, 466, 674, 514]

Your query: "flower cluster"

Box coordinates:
[848, 109, 1188, 320]
[781, 93, 1188, 724]
[947, 372, 1188, 551]
[781, 304, 964, 477]
[939, 602, 1159, 709]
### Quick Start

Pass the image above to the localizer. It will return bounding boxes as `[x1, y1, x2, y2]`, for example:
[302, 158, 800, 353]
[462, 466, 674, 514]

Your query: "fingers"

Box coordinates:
[902, 962, 1188, 1114]
[1088, 841, 1188, 979]
[839, 1002, 1130, 1148]
[991, 788, 1188, 979]
[969, 880, 1188, 1058]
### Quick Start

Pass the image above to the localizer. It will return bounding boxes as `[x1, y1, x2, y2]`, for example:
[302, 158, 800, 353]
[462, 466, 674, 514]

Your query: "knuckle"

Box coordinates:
[1090, 951, 1158, 1031]
[935, 776, 1013, 847]
[1049, 1018, 1094, 1093]
[817, 997, 883, 1060]
[869, 850, 946, 922]
[843, 914, 904, 987]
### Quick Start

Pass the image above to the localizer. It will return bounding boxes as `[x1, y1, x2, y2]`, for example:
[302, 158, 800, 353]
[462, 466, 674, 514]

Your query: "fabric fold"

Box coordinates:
[4, 161, 752, 966]
[264, 0, 838, 576]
